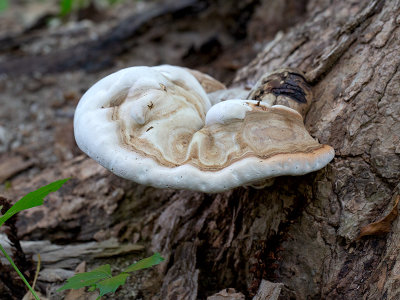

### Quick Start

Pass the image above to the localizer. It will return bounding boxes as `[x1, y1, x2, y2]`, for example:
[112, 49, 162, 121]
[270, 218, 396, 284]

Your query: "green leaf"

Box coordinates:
[57, 264, 112, 291]
[87, 285, 96, 292]
[97, 273, 130, 297]
[60, 0, 74, 16]
[0, 178, 69, 228]
[124, 253, 164, 273]
[0, 0, 8, 12]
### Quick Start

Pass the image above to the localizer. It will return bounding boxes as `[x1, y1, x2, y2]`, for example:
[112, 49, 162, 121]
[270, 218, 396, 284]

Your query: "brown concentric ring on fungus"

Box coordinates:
[74, 65, 334, 192]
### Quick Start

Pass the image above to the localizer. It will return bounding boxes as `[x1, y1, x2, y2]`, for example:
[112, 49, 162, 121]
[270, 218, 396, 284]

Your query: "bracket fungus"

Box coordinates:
[74, 65, 334, 193]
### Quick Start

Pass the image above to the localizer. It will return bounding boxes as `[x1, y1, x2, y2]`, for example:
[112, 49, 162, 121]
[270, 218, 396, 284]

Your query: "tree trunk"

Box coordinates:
[2, 0, 400, 299]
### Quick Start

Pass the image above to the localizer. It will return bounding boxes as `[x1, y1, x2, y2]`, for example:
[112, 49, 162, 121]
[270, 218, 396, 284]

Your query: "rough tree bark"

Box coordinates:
[2, 0, 400, 299]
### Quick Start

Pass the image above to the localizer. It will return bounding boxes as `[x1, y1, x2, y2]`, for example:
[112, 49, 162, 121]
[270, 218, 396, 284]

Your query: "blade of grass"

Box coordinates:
[123, 252, 164, 273]
[27, 254, 41, 300]
[0, 244, 40, 300]
[0, 178, 69, 227]
[32, 254, 41, 292]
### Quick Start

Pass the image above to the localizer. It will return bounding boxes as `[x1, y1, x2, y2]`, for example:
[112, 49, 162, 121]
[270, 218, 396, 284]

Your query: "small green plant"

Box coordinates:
[0, 178, 70, 300]
[60, 0, 123, 16]
[0, 177, 163, 299]
[0, 0, 8, 12]
[58, 252, 164, 299]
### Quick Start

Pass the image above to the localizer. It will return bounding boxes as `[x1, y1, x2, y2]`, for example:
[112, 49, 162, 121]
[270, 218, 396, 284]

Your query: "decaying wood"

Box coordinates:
[160, 242, 199, 300]
[0, 0, 203, 77]
[0, 155, 34, 183]
[252, 280, 283, 300]
[357, 195, 399, 238]
[0, 234, 144, 269]
[0, 233, 147, 298]
[207, 288, 245, 300]
[1, 0, 400, 299]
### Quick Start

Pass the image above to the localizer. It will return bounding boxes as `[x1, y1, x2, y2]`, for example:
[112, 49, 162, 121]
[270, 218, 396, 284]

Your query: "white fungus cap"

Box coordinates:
[74, 65, 334, 193]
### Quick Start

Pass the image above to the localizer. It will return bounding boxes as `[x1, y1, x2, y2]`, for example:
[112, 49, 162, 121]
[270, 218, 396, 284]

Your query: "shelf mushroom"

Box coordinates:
[74, 65, 334, 193]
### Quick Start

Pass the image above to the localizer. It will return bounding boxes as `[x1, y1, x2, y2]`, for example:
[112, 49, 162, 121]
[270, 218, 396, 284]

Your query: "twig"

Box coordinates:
[28, 254, 41, 300]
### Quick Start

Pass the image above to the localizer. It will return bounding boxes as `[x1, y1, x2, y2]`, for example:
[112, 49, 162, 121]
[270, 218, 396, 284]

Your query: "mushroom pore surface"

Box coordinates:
[74, 65, 334, 192]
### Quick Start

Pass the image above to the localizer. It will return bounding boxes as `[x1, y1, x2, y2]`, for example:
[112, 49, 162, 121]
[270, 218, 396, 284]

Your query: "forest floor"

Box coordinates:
[0, 1, 309, 299]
